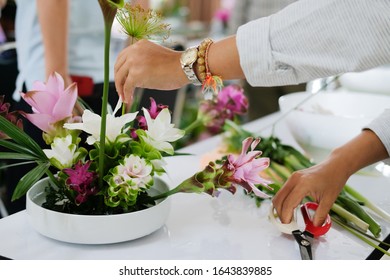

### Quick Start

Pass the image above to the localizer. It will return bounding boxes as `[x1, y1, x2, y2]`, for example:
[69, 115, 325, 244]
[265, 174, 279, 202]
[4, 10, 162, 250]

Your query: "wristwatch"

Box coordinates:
[180, 46, 202, 86]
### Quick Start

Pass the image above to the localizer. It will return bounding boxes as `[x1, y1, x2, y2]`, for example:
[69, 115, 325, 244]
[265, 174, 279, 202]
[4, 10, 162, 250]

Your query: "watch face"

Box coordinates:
[181, 47, 197, 65]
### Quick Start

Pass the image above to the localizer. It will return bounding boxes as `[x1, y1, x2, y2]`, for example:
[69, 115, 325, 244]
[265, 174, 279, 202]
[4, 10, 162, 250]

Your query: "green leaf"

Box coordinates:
[11, 162, 50, 201]
[0, 161, 35, 170]
[0, 115, 46, 159]
[0, 139, 38, 156]
[0, 152, 39, 160]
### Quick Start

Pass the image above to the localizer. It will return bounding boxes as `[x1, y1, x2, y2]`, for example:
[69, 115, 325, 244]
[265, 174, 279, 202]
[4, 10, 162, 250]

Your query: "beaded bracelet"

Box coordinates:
[197, 38, 223, 99]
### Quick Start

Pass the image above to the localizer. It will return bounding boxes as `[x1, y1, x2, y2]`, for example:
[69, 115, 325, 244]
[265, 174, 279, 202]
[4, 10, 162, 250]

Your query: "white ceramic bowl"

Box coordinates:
[339, 66, 390, 95]
[278, 91, 390, 161]
[26, 177, 171, 244]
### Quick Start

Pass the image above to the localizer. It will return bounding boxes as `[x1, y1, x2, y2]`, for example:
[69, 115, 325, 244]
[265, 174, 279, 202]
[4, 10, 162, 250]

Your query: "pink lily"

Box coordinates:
[225, 137, 272, 198]
[20, 72, 78, 137]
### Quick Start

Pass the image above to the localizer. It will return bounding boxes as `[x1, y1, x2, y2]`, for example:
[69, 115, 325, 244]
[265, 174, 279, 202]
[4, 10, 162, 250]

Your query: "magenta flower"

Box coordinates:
[224, 137, 272, 198]
[20, 72, 78, 137]
[214, 8, 231, 23]
[198, 85, 248, 133]
[131, 98, 169, 140]
[219, 84, 248, 115]
[63, 161, 98, 205]
[137, 98, 169, 131]
[0, 95, 23, 139]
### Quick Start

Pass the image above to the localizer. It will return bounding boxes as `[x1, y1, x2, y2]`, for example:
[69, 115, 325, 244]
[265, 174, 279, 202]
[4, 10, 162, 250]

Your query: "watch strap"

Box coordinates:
[182, 63, 202, 86]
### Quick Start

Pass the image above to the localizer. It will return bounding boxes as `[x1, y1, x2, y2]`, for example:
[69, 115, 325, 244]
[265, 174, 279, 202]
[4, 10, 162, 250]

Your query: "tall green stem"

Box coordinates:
[98, 21, 113, 188]
[184, 119, 203, 135]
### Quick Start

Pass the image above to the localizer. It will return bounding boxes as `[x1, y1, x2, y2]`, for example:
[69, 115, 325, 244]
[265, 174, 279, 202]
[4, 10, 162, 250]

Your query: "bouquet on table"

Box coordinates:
[0, 1, 272, 216]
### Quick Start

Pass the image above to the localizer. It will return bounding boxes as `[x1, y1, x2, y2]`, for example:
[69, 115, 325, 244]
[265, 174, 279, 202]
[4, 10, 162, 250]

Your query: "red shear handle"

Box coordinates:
[300, 202, 332, 237]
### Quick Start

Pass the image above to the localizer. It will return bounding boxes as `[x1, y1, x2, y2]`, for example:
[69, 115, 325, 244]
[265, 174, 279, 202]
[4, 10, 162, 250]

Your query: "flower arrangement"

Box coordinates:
[0, 1, 271, 216]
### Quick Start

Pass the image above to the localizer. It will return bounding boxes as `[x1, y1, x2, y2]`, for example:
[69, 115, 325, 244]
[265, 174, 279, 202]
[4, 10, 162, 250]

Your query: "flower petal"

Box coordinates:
[21, 91, 58, 115]
[52, 83, 78, 120]
[23, 113, 54, 133]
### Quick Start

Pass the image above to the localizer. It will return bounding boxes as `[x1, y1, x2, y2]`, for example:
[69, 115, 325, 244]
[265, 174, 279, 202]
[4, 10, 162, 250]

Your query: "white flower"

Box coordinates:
[43, 135, 78, 169]
[64, 109, 138, 145]
[113, 154, 153, 190]
[141, 108, 184, 154]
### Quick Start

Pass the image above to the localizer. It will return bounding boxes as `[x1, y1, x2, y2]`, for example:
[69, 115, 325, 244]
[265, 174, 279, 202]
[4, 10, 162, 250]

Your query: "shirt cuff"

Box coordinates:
[363, 109, 390, 164]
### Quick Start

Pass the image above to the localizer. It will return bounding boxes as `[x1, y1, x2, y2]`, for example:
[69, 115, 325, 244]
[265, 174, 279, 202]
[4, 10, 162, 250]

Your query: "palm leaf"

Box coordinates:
[0, 139, 39, 156]
[0, 161, 35, 170]
[0, 152, 39, 161]
[0, 115, 46, 158]
[11, 162, 50, 201]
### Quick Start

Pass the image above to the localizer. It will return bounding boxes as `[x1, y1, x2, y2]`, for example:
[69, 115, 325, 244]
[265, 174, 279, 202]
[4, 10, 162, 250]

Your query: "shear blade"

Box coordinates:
[292, 230, 313, 260]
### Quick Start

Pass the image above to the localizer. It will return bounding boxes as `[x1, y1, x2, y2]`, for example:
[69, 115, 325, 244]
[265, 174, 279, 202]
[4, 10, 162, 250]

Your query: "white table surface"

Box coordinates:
[1, 112, 389, 260]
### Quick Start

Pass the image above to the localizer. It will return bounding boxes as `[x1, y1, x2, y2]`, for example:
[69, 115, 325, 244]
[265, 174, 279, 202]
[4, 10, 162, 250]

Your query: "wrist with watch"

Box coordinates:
[180, 46, 202, 86]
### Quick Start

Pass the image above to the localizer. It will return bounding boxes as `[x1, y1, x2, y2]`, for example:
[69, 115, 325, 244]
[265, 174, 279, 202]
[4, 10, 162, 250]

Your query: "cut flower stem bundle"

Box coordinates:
[223, 121, 390, 256]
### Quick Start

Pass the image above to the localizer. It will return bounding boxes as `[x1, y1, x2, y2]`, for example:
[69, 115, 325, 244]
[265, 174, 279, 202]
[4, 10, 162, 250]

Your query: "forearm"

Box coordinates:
[37, 0, 69, 78]
[206, 35, 245, 80]
[328, 130, 389, 178]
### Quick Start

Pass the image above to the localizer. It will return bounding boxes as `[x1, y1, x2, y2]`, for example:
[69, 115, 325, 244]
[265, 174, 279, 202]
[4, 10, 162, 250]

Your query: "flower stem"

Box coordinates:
[184, 119, 203, 135]
[98, 21, 113, 189]
[332, 216, 390, 257]
[331, 203, 369, 232]
[344, 185, 390, 223]
[151, 186, 180, 201]
[45, 169, 61, 189]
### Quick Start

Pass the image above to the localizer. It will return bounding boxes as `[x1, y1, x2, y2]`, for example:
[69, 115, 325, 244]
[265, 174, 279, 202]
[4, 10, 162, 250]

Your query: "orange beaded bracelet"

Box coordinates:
[197, 38, 223, 99]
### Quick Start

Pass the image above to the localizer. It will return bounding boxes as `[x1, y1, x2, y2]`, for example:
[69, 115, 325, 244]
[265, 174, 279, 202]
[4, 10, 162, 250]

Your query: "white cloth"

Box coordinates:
[13, 0, 124, 100]
[237, 0, 390, 86]
[236, 0, 390, 158]
[364, 109, 390, 163]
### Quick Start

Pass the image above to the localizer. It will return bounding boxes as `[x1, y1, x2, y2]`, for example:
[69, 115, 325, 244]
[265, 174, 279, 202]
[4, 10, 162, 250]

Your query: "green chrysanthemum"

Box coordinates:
[104, 154, 153, 208]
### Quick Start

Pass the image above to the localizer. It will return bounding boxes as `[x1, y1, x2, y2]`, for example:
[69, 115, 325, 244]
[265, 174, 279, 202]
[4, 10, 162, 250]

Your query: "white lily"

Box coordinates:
[64, 109, 138, 145]
[141, 108, 184, 155]
[43, 135, 79, 169]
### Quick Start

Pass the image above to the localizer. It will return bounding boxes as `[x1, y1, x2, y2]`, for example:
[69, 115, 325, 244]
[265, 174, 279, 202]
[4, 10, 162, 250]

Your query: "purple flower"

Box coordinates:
[63, 161, 98, 205]
[224, 137, 272, 198]
[0, 95, 23, 139]
[214, 9, 231, 23]
[199, 85, 248, 133]
[132, 98, 169, 138]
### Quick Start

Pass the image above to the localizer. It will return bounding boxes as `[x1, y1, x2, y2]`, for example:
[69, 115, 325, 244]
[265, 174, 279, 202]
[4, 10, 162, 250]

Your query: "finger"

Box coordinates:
[272, 175, 298, 216]
[313, 198, 333, 227]
[279, 188, 307, 224]
[273, 174, 309, 224]
[114, 63, 129, 103]
[123, 73, 135, 104]
[114, 52, 127, 74]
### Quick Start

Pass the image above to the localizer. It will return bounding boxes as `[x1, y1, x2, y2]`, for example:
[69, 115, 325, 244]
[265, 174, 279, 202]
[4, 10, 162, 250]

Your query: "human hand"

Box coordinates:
[272, 129, 389, 226]
[0, 0, 6, 9]
[272, 157, 348, 227]
[114, 39, 189, 105]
